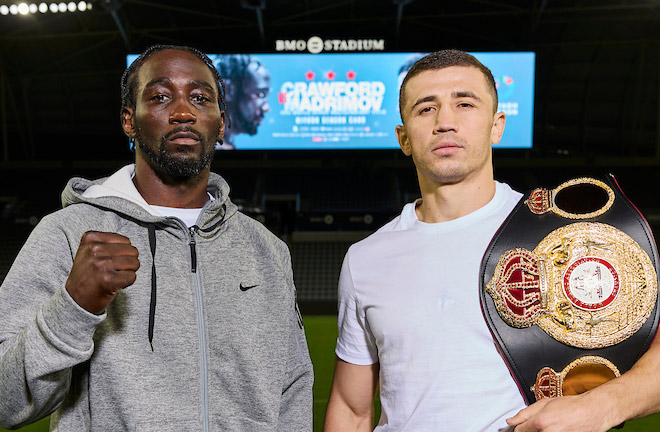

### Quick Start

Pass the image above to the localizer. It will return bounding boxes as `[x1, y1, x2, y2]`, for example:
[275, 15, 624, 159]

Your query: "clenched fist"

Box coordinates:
[65, 231, 140, 314]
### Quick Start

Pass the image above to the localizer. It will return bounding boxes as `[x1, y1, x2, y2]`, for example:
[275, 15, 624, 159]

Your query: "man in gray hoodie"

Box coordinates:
[0, 45, 313, 431]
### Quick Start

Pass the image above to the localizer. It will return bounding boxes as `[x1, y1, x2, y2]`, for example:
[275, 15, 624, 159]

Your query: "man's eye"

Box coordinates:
[192, 95, 212, 103]
[458, 103, 473, 108]
[419, 106, 435, 114]
[150, 94, 168, 102]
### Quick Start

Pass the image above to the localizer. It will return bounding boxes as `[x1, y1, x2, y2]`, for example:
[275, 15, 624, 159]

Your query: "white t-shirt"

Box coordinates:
[149, 205, 204, 228]
[149, 194, 215, 227]
[336, 181, 526, 432]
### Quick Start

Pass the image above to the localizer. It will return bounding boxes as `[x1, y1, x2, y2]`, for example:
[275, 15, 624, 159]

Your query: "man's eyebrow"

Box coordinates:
[453, 90, 482, 101]
[408, 90, 484, 113]
[143, 77, 216, 93]
[191, 79, 216, 93]
[143, 77, 172, 89]
[409, 95, 437, 112]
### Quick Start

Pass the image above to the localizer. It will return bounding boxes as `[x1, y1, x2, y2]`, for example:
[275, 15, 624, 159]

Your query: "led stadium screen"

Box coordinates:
[127, 51, 535, 150]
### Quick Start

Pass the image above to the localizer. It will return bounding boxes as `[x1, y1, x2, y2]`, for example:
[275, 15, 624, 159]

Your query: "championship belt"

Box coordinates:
[480, 176, 660, 405]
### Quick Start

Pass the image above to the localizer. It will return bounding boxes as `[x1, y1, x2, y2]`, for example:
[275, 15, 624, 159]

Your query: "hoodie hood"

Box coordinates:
[61, 164, 238, 230]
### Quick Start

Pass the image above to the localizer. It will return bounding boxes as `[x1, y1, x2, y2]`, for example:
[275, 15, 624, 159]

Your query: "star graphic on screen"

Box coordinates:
[305, 70, 315, 80]
[346, 70, 356, 80]
[326, 70, 336, 80]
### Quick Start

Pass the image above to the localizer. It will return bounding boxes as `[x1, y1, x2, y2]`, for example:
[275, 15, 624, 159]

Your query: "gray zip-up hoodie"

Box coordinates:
[0, 165, 313, 431]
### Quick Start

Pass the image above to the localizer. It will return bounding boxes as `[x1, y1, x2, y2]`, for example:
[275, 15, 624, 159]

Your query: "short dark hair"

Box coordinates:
[120, 44, 230, 127]
[398, 49, 498, 120]
[397, 53, 426, 77]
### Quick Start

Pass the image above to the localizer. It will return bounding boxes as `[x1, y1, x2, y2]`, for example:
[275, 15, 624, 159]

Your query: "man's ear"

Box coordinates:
[396, 125, 412, 156]
[218, 111, 226, 142]
[490, 111, 506, 146]
[121, 107, 136, 138]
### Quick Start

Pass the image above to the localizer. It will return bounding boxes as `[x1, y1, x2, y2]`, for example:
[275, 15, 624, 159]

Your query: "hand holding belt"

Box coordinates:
[480, 176, 659, 405]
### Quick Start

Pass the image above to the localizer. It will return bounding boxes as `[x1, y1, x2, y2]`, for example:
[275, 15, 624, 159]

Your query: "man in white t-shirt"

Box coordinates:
[324, 50, 660, 432]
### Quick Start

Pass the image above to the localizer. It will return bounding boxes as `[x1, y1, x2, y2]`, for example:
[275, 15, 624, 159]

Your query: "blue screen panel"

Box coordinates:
[127, 51, 535, 150]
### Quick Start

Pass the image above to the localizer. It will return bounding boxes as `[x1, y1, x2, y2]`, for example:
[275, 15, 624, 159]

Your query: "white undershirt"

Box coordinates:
[149, 193, 215, 227]
[82, 165, 215, 228]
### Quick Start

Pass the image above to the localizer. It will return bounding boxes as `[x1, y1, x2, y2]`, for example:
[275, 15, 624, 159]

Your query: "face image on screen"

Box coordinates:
[127, 51, 535, 150]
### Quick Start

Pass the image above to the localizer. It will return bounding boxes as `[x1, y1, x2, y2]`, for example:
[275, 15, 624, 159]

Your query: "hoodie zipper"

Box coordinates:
[189, 226, 197, 273]
[188, 226, 209, 432]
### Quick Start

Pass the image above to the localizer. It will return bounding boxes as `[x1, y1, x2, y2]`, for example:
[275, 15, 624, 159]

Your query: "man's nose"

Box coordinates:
[434, 105, 457, 133]
[169, 100, 196, 123]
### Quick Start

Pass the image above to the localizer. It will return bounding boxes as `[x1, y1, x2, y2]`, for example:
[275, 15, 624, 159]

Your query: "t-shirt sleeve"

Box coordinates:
[335, 249, 378, 365]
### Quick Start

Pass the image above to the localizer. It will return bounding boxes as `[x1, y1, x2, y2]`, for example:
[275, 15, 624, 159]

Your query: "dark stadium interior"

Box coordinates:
[1, 0, 660, 311]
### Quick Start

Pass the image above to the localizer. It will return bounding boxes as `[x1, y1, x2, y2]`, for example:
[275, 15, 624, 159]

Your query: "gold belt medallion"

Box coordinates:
[486, 222, 657, 349]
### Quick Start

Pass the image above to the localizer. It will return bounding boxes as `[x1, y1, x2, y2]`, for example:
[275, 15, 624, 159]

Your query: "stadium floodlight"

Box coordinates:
[0, 0, 92, 16]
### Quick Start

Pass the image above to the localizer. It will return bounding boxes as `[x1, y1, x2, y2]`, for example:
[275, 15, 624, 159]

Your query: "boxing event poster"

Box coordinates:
[127, 52, 535, 150]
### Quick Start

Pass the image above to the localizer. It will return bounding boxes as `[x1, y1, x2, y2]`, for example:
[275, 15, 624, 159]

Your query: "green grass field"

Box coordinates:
[2, 315, 660, 431]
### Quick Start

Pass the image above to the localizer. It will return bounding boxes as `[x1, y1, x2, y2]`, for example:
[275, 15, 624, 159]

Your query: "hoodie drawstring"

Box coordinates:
[147, 223, 157, 351]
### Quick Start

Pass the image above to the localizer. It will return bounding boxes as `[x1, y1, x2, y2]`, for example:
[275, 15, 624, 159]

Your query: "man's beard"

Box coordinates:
[135, 125, 217, 180]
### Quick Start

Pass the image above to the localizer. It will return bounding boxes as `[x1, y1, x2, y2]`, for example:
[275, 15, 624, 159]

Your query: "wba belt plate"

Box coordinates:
[480, 176, 659, 404]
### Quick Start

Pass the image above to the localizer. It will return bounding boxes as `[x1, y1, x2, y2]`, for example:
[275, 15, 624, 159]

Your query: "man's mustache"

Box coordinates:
[163, 126, 204, 142]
